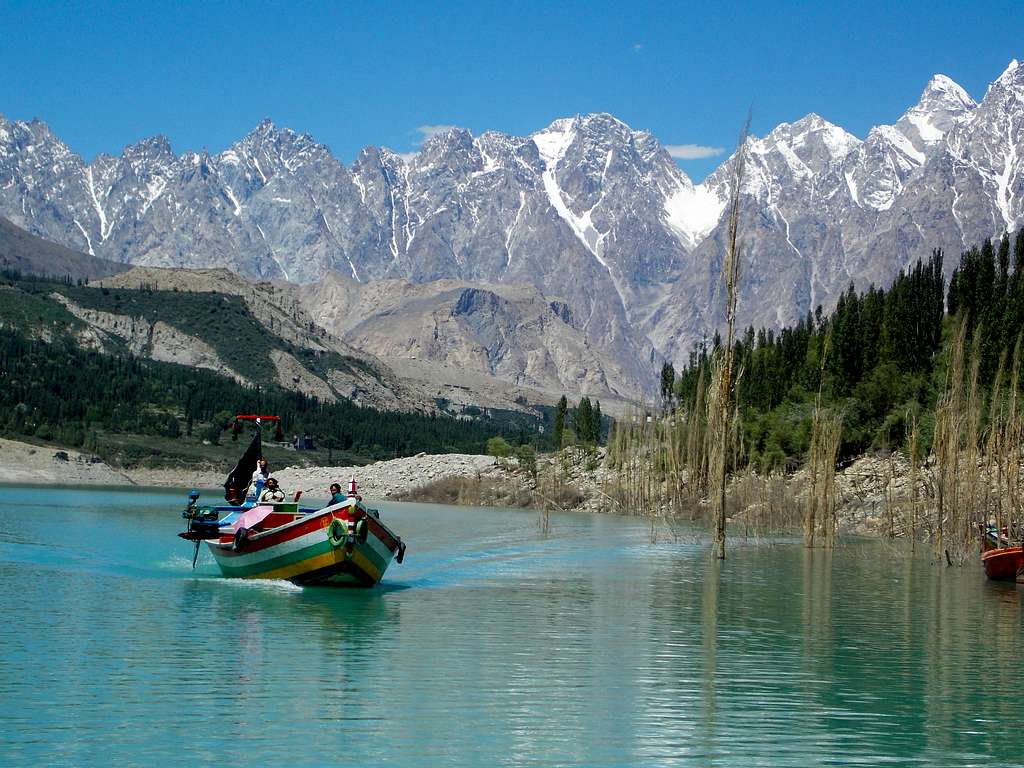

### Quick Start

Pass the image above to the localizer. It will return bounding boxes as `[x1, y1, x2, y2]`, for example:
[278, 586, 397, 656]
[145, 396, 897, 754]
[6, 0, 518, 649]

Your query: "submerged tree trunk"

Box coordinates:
[711, 115, 751, 560]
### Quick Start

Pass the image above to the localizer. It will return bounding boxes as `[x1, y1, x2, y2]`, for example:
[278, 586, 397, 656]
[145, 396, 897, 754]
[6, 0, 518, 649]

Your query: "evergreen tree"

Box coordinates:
[553, 395, 568, 448]
[575, 397, 594, 444]
[998, 232, 1011, 292]
[593, 400, 603, 445]
[660, 363, 676, 407]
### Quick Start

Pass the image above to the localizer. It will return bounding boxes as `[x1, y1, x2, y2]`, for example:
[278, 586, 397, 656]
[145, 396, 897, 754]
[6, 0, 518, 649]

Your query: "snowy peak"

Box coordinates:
[575, 112, 633, 143]
[237, 118, 286, 148]
[843, 73, 976, 211]
[0, 116, 68, 156]
[973, 59, 1024, 114]
[937, 59, 1024, 231]
[896, 74, 976, 153]
[531, 117, 578, 167]
[751, 113, 861, 176]
[415, 126, 478, 175]
[977, 59, 1024, 114]
[921, 74, 975, 108]
[419, 125, 474, 154]
[121, 135, 175, 166]
[995, 59, 1021, 87]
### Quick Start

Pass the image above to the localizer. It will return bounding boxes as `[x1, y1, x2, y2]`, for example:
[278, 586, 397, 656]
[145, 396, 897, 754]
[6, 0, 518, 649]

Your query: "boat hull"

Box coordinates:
[981, 546, 1024, 581]
[206, 506, 401, 586]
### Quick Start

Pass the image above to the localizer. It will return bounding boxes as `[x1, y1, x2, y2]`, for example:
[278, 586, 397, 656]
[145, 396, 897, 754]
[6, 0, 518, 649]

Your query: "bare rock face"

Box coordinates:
[298, 273, 644, 401]
[270, 349, 337, 403]
[2, 61, 1022, 392]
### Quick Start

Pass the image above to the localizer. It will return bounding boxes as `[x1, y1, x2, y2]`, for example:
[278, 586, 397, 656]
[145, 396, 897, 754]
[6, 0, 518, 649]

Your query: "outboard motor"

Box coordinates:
[178, 489, 221, 567]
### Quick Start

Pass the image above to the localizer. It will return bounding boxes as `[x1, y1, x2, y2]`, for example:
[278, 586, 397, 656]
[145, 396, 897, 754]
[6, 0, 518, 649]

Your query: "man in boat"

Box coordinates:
[329, 483, 346, 505]
[259, 477, 285, 503]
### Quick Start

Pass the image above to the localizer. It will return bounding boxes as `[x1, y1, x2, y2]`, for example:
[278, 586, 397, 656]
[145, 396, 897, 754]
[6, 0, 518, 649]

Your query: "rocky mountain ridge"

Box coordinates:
[2, 60, 1022, 389]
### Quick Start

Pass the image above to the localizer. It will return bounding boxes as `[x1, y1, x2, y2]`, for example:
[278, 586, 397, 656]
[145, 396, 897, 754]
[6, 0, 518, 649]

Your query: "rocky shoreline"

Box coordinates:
[0, 437, 504, 498]
[274, 453, 500, 500]
[0, 438, 134, 486]
[0, 436, 918, 537]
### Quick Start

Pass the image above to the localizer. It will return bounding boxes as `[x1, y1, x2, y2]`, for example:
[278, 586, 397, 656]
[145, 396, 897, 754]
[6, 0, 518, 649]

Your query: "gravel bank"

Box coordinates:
[274, 453, 499, 500]
[0, 433, 927, 539]
[0, 437, 502, 501]
[0, 438, 131, 486]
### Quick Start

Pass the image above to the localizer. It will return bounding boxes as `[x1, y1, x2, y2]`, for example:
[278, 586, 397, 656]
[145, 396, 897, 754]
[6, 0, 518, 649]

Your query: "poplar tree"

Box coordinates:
[575, 397, 594, 444]
[660, 363, 676, 408]
[553, 396, 567, 449]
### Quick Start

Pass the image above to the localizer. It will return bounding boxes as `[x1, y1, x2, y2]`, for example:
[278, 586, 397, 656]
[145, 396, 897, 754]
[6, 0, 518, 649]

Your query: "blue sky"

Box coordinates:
[2, 0, 1021, 181]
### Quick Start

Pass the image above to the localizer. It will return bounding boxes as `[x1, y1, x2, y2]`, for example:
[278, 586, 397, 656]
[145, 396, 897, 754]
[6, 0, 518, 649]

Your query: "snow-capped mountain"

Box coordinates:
[648, 60, 1022, 363]
[1, 60, 1022, 394]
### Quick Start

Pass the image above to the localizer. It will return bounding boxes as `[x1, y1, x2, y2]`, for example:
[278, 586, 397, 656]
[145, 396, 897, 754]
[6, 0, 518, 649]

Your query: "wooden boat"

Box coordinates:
[982, 546, 1024, 581]
[979, 523, 1023, 582]
[177, 415, 406, 586]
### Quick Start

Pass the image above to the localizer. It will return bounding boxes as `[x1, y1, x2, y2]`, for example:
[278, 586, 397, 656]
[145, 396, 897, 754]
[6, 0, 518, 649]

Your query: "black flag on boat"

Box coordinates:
[224, 428, 261, 502]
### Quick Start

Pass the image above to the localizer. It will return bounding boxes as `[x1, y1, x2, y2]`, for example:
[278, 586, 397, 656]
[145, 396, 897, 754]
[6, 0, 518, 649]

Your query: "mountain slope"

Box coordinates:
[96, 266, 569, 412]
[298, 272, 646, 400]
[0, 215, 127, 280]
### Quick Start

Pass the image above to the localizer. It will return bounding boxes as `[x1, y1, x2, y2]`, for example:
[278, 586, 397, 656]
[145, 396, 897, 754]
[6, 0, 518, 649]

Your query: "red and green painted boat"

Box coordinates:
[178, 415, 406, 586]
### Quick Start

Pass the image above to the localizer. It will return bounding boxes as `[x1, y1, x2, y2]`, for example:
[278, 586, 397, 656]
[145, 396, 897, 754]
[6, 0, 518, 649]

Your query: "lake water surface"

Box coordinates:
[1, 485, 1022, 767]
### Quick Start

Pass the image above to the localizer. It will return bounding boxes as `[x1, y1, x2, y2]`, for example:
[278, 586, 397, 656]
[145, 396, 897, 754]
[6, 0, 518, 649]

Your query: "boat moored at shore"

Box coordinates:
[979, 523, 1023, 582]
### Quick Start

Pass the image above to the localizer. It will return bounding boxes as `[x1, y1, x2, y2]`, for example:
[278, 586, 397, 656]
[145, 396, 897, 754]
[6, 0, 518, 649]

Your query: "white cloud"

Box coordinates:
[665, 143, 725, 160]
[415, 124, 457, 144]
[394, 124, 459, 161]
[632, 43, 644, 52]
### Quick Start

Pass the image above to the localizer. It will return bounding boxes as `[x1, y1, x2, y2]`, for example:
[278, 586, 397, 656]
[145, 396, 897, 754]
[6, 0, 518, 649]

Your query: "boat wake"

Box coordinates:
[154, 552, 218, 573]
[212, 577, 305, 593]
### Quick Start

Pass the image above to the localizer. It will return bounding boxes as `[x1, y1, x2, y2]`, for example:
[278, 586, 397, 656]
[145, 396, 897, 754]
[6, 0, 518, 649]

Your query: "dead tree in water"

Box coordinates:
[907, 414, 920, 553]
[804, 332, 842, 548]
[710, 114, 751, 560]
[931, 319, 965, 562]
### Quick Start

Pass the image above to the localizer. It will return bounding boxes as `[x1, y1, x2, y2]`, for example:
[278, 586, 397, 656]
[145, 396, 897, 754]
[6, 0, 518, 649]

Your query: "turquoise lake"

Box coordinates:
[1, 485, 1022, 767]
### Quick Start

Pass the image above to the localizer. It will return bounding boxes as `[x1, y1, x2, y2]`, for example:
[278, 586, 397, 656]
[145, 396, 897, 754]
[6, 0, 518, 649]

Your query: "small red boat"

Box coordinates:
[982, 546, 1024, 581]
[979, 523, 1024, 582]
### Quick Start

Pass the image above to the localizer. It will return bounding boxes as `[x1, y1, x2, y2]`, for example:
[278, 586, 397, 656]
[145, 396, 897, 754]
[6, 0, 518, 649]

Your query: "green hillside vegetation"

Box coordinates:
[0, 327, 538, 465]
[664, 227, 1024, 472]
[1, 273, 387, 387]
[57, 282, 278, 381]
[0, 281, 84, 331]
[0, 272, 544, 466]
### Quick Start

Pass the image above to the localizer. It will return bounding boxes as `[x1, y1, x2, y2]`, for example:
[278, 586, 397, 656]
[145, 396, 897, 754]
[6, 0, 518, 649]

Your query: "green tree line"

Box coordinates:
[664, 228, 1024, 471]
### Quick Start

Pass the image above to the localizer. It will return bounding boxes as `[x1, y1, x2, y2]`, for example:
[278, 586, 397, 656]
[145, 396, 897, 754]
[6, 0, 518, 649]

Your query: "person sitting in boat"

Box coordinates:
[329, 483, 346, 505]
[259, 477, 285, 503]
[248, 458, 270, 499]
